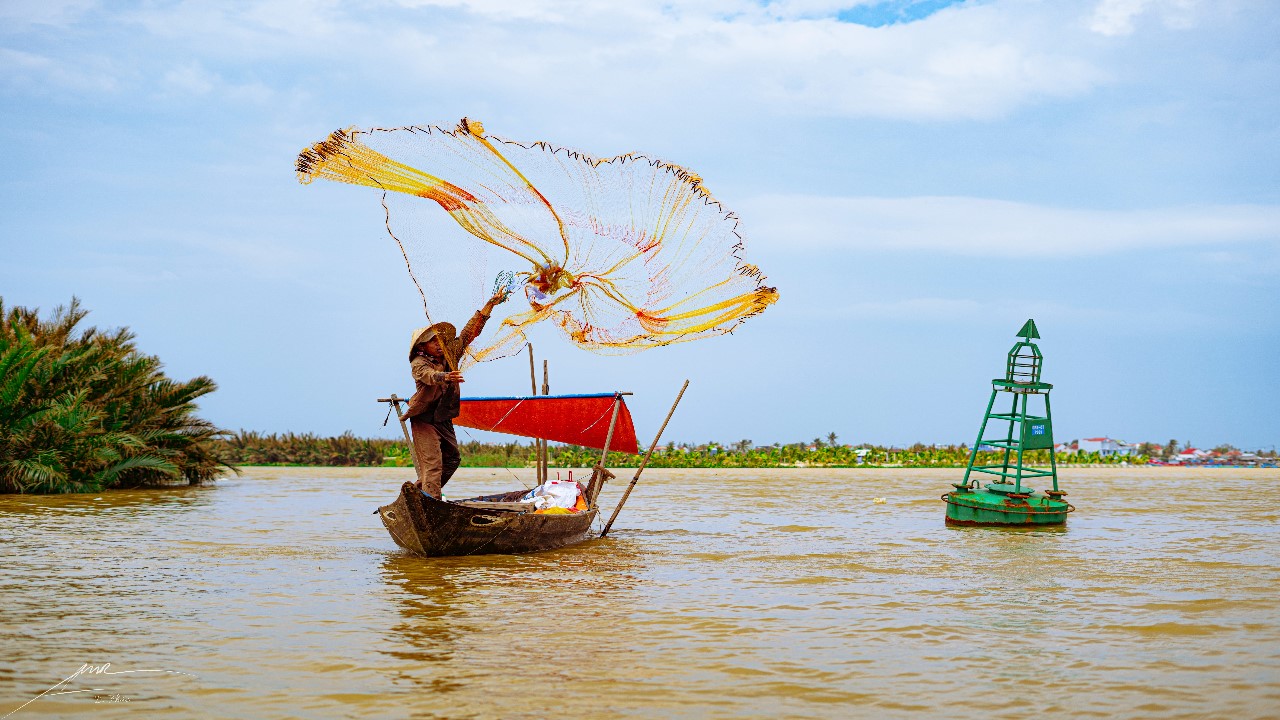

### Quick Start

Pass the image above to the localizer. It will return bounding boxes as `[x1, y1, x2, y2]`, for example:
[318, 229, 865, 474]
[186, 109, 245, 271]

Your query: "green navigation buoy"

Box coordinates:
[942, 320, 1073, 526]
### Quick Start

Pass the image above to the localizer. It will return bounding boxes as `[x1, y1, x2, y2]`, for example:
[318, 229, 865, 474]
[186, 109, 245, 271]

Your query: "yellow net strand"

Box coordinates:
[297, 119, 779, 360]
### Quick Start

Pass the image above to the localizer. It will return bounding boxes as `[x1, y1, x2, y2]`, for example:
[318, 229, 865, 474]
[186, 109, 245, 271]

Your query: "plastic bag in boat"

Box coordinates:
[520, 479, 580, 510]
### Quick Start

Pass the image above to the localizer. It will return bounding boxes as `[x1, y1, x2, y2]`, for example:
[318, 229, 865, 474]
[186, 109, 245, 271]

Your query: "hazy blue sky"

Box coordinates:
[2, 0, 1277, 450]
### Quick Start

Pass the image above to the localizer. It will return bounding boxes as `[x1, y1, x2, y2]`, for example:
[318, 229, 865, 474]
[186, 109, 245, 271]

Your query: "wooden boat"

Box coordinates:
[377, 483, 599, 556]
[375, 386, 685, 557]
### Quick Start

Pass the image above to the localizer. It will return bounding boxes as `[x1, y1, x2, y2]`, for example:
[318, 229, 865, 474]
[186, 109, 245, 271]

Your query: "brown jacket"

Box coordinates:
[400, 310, 490, 422]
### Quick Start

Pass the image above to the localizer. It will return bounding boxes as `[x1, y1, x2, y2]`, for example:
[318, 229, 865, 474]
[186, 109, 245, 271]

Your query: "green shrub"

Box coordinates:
[0, 298, 231, 493]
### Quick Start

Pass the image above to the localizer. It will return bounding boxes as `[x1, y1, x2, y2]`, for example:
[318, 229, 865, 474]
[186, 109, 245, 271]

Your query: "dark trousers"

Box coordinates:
[409, 417, 461, 498]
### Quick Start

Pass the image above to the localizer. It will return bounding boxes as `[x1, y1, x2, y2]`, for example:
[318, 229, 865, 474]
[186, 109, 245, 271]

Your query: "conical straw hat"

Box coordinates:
[409, 322, 458, 353]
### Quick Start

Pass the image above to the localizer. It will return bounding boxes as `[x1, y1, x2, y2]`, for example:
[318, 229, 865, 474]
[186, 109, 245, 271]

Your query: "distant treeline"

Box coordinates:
[210, 432, 1149, 469]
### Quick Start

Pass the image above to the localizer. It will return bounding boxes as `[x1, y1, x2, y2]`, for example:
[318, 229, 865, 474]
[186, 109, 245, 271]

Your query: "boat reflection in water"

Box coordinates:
[376, 537, 649, 701]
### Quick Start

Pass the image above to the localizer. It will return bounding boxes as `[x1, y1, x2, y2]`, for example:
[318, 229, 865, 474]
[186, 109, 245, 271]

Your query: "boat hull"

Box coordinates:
[942, 488, 1072, 526]
[377, 482, 597, 557]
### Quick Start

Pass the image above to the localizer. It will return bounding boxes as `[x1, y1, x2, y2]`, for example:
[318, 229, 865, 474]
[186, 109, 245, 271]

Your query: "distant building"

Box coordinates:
[1175, 448, 1209, 464]
[1078, 437, 1134, 457]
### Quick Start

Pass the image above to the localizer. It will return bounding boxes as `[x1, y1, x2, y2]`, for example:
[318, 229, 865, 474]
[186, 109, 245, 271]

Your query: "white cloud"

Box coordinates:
[0, 46, 120, 93]
[830, 295, 1216, 327]
[744, 195, 1280, 256]
[756, 0, 881, 20]
[0, 0, 95, 28]
[834, 296, 985, 319]
[162, 63, 217, 96]
[160, 62, 274, 103]
[654, 9, 1106, 120]
[2, 0, 1133, 120]
[1090, 0, 1152, 35]
[1089, 0, 1201, 36]
[5, 0, 1266, 125]
[0, 47, 52, 71]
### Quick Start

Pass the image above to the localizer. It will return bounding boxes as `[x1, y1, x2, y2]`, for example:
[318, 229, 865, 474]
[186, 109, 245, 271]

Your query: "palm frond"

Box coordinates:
[0, 296, 233, 494]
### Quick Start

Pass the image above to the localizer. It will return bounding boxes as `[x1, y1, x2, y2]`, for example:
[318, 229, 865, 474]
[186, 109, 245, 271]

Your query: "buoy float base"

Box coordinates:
[942, 482, 1072, 526]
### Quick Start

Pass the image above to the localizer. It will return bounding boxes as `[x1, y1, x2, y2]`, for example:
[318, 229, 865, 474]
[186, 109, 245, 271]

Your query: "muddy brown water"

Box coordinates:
[1, 467, 1278, 719]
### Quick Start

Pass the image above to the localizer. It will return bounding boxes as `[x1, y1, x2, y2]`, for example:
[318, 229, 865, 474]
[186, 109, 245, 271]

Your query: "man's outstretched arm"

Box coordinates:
[460, 289, 509, 348]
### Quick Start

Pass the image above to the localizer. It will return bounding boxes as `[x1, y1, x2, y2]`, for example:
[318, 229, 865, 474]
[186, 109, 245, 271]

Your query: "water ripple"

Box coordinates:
[1, 467, 1277, 718]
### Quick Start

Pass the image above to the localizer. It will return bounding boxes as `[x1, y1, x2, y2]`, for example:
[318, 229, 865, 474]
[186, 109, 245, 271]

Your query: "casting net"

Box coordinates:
[296, 118, 778, 368]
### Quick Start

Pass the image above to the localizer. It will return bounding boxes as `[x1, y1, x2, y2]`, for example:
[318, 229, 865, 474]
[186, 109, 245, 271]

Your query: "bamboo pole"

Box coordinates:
[542, 359, 550, 483]
[377, 394, 419, 474]
[527, 344, 540, 485]
[528, 343, 537, 395]
[600, 380, 689, 538]
[588, 395, 623, 507]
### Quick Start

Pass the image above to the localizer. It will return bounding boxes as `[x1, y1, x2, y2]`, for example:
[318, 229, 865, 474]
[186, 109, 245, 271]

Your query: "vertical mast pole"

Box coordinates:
[588, 395, 623, 507]
[528, 344, 540, 485]
[542, 359, 550, 483]
[528, 343, 537, 395]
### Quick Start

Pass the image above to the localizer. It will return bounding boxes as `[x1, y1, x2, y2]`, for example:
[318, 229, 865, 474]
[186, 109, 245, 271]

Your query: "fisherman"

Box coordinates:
[401, 289, 509, 498]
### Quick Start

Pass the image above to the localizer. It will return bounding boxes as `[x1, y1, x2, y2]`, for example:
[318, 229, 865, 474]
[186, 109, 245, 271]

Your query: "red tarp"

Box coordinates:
[456, 394, 640, 454]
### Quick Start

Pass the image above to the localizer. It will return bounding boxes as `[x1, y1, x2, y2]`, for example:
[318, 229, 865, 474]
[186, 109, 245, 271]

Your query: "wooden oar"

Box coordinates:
[600, 380, 689, 538]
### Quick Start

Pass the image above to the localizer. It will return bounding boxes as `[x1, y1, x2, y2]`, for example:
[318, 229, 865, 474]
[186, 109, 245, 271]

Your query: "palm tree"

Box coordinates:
[0, 297, 232, 493]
